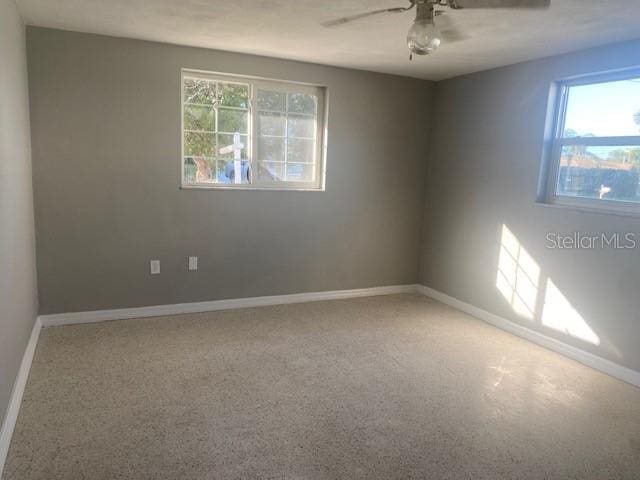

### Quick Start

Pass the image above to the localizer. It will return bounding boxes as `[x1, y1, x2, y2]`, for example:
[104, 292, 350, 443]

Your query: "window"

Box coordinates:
[181, 70, 326, 190]
[543, 69, 640, 213]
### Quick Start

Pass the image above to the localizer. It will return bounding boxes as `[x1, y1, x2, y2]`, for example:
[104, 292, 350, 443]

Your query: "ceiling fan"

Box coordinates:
[322, 0, 551, 59]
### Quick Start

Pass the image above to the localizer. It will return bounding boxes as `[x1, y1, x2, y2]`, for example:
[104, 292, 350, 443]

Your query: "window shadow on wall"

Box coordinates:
[496, 224, 600, 346]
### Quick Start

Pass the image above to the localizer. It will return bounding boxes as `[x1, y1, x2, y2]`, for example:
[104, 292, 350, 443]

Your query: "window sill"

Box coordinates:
[180, 184, 325, 192]
[534, 201, 640, 219]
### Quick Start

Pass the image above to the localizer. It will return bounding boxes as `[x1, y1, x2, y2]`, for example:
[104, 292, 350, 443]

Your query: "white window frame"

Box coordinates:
[542, 67, 640, 215]
[180, 69, 327, 191]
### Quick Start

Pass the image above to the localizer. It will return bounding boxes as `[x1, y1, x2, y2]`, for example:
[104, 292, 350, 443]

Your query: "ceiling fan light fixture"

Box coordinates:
[407, 17, 441, 55]
[407, 2, 441, 56]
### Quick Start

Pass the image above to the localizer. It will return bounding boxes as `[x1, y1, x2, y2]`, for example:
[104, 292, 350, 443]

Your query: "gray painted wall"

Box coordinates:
[27, 27, 433, 315]
[421, 39, 640, 373]
[0, 0, 38, 427]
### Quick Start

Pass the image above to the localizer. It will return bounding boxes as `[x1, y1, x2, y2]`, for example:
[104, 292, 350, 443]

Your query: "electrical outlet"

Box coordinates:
[189, 256, 198, 271]
[150, 260, 160, 275]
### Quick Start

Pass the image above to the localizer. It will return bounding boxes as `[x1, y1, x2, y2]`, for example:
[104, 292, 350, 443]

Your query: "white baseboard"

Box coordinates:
[416, 284, 640, 388]
[0, 317, 41, 479]
[39, 284, 419, 328]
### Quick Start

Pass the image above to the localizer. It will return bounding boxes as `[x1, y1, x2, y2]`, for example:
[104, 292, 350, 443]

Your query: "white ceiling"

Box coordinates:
[16, 0, 640, 80]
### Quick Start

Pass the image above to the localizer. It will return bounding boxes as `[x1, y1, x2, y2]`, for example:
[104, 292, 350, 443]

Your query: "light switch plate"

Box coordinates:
[150, 260, 160, 275]
[189, 256, 198, 271]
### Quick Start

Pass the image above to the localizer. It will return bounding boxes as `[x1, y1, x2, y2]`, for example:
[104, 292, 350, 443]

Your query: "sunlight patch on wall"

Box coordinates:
[541, 279, 600, 345]
[496, 225, 540, 320]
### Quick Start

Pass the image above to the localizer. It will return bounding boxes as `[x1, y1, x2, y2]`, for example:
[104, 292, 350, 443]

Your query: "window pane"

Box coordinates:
[217, 134, 248, 160]
[218, 108, 248, 134]
[258, 162, 285, 182]
[185, 157, 216, 183]
[288, 114, 316, 139]
[563, 77, 640, 137]
[257, 90, 286, 112]
[287, 138, 315, 164]
[286, 163, 315, 182]
[259, 112, 286, 137]
[557, 145, 640, 202]
[288, 93, 317, 115]
[184, 132, 215, 156]
[218, 82, 249, 108]
[183, 78, 216, 105]
[216, 160, 251, 184]
[184, 105, 214, 131]
[183, 157, 197, 183]
[259, 137, 285, 162]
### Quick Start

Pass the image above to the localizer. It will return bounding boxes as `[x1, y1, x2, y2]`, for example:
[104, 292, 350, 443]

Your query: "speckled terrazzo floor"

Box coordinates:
[3, 294, 640, 479]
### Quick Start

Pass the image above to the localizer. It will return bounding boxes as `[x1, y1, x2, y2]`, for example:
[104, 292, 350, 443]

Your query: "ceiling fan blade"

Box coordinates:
[452, 0, 550, 8]
[435, 12, 470, 43]
[321, 6, 411, 28]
